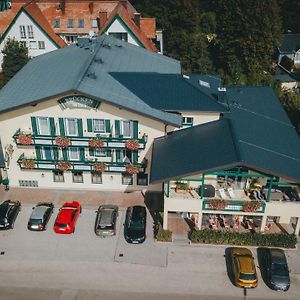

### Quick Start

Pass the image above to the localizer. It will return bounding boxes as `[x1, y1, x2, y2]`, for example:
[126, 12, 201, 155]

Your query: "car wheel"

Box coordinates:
[73, 228, 75, 233]
[80, 207, 82, 214]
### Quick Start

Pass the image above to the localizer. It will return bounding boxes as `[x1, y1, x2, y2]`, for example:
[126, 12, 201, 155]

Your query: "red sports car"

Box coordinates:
[54, 201, 81, 234]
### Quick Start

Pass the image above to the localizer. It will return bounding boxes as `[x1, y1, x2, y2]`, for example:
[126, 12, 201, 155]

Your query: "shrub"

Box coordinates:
[190, 229, 297, 248]
[156, 224, 172, 242]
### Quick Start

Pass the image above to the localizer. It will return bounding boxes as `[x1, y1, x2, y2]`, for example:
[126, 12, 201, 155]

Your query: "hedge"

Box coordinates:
[156, 224, 173, 242]
[190, 229, 297, 248]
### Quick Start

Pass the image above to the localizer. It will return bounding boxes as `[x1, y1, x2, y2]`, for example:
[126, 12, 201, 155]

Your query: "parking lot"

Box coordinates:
[0, 188, 300, 299]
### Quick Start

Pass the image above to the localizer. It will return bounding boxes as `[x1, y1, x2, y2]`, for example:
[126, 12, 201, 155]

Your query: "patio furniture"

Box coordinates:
[219, 188, 229, 200]
[199, 184, 215, 197]
[234, 217, 240, 229]
[227, 187, 236, 199]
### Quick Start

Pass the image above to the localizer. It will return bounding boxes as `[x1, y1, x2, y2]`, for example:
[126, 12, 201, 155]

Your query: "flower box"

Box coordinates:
[55, 136, 71, 148]
[125, 164, 140, 174]
[22, 159, 35, 169]
[57, 161, 71, 171]
[208, 199, 227, 210]
[242, 200, 261, 212]
[18, 134, 33, 145]
[125, 139, 140, 150]
[89, 138, 105, 148]
[92, 162, 107, 172]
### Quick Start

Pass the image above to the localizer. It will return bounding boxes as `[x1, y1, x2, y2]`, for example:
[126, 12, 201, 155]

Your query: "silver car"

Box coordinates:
[95, 205, 118, 237]
[28, 202, 54, 231]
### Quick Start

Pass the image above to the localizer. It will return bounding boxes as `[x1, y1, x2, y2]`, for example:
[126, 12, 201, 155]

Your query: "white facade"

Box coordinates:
[0, 11, 59, 71]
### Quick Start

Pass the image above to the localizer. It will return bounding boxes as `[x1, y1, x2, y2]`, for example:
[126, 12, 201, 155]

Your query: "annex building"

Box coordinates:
[0, 34, 300, 235]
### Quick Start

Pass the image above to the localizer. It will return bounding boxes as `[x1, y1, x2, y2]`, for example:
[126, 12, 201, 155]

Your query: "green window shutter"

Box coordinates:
[77, 119, 83, 136]
[35, 146, 42, 160]
[53, 148, 59, 160]
[133, 121, 138, 139]
[89, 148, 94, 156]
[115, 120, 120, 137]
[132, 151, 138, 163]
[105, 120, 111, 133]
[116, 150, 121, 162]
[79, 148, 85, 161]
[106, 150, 112, 157]
[87, 119, 93, 132]
[31, 117, 38, 135]
[62, 149, 68, 160]
[49, 117, 56, 136]
[58, 118, 65, 136]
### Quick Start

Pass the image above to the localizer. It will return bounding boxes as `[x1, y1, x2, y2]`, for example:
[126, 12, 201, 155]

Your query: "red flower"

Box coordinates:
[125, 139, 140, 150]
[89, 138, 105, 148]
[57, 162, 71, 171]
[22, 159, 35, 169]
[55, 136, 71, 148]
[92, 162, 107, 172]
[125, 164, 140, 174]
[18, 134, 33, 145]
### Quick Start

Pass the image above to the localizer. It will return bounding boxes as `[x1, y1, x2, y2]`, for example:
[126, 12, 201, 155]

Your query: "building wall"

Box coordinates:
[0, 11, 58, 71]
[0, 94, 166, 191]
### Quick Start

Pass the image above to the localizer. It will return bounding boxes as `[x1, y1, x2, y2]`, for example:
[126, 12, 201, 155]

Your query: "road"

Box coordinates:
[0, 203, 299, 300]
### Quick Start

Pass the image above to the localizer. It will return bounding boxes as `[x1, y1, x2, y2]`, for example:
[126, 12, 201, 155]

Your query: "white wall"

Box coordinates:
[0, 11, 58, 71]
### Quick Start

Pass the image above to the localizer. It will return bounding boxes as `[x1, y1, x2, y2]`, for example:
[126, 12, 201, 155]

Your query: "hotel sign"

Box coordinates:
[0, 1, 12, 11]
[58, 95, 100, 109]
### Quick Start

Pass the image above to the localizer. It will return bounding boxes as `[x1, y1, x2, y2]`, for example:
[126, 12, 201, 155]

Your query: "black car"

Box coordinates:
[0, 200, 21, 230]
[28, 202, 54, 231]
[124, 205, 146, 244]
[265, 248, 290, 291]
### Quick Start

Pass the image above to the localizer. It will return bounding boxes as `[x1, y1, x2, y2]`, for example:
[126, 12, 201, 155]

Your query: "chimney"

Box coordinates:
[99, 10, 108, 29]
[134, 13, 141, 28]
[89, 2, 94, 14]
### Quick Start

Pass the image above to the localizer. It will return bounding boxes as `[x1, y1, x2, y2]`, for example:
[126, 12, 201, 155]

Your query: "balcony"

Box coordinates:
[17, 154, 146, 173]
[13, 129, 147, 150]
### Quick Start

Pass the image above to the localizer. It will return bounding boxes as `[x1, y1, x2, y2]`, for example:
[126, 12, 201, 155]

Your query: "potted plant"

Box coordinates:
[22, 158, 35, 169]
[55, 136, 71, 148]
[1, 178, 9, 191]
[174, 181, 189, 193]
[125, 139, 140, 150]
[242, 200, 261, 212]
[89, 138, 105, 148]
[92, 162, 107, 172]
[18, 133, 33, 145]
[57, 161, 71, 171]
[125, 164, 140, 174]
[208, 199, 227, 210]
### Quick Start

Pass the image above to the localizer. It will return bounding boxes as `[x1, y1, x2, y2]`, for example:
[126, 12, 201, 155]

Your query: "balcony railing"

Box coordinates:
[202, 199, 266, 213]
[13, 129, 147, 150]
[17, 154, 146, 173]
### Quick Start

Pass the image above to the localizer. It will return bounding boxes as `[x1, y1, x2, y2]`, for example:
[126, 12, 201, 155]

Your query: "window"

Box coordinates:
[72, 171, 83, 183]
[116, 149, 132, 163]
[19, 25, 26, 38]
[41, 146, 54, 160]
[65, 118, 78, 136]
[122, 173, 133, 185]
[137, 173, 148, 186]
[20, 41, 27, 47]
[92, 19, 98, 28]
[93, 119, 105, 132]
[53, 171, 64, 182]
[91, 172, 102, 184]
[27, 25, 34, 39]
[29, 41, 37, 49]
[65, 35, 77, 44]
[37, 117, 50, 135]
[68, 147, 80, 160]
[78, 19, 84, 28]
[109, 32, 128, 42]
[121, 120, 132, 138]
[182, 117, 194, 127]
[94, 148, 106, 157]
[38, 41, 45, 49]
[67, 19, 74, 28]
[54, 18, 60, 28]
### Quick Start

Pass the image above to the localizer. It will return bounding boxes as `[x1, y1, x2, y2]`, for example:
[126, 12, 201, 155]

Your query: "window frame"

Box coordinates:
[91, 171, 102, 184]
[38, 41, 45, 49]
[68, 147, 80, 161]
[182, 116, 194, 127]
[109, 32, 128, 42]
[122, 173, 133, 185]
[121, 120, 133, 138]
[37, 117, 51, 135]
[78, 19, 84, 28]
[27, 25, 34, 39]
[19, 25, 26, 38]
[67, 19, 74, 28]
[29, 41, 37, 49]
[93, 119, 105, 133]
[72, 171, 83, 183]
[53, 170, 64, 182]
[92, 19, 98, 28]
[65, 118, 78, 136]
[54, 18, 60, 28]
[137, 173, 148, 186]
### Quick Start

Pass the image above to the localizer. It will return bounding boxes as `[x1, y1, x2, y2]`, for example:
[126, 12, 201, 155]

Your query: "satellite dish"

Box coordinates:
[89, 31, 95, 39]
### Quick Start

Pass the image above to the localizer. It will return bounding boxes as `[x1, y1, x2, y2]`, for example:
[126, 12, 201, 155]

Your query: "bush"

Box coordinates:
[190, 229, 297, 248]
[156, 224, 172, 242]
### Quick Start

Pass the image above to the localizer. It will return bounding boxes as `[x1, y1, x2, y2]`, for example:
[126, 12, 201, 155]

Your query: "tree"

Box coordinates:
[1, 38, 29, 85]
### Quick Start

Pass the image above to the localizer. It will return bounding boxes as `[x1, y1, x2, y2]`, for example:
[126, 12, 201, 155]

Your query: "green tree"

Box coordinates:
[1, 38, 29, 85]
[279, 0, 300, 32]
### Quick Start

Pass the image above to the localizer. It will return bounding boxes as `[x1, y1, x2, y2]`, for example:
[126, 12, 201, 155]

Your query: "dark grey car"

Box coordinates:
[95, 205, 118, 237]
[28, 202, 54, 231]
[0, 200, 21, 230]
[265, 248, 290, 291]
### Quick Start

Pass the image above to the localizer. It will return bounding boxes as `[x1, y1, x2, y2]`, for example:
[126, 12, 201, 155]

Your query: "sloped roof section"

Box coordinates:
[279, 33, 300, 53]
[140, 18, 156, 38]
[99, 2, 157, 51]
[110, 73, 226, 112]
[150, 86, 300, 183]
[0, 35, 181, 126]
[150, 119, 239, 183]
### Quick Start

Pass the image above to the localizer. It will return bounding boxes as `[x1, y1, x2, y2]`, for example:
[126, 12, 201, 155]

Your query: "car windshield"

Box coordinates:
[271, 263, 288, 276]
[30, 218, 42, 224]
[128, 219, 144, 230]
[0, 217, 7, 224]
[55, 223, 69, 228]
[239, 273, 256, 281]
[98, 224, 113, 230]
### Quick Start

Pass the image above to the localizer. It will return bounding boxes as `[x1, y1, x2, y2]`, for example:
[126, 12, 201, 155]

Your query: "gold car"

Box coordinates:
[231, 247, 258, 288]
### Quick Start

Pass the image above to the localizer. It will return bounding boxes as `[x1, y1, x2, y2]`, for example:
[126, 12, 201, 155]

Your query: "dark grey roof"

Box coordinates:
[0, 35, 181, 126]
[279, 34, 300, 53]
[151, 87, 300, 183]
[0, 139, 4, 168]
[109, 73, 226, 112]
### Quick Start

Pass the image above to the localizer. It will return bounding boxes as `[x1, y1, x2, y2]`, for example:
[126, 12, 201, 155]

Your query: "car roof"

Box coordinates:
[269, 248, 287, 264]
[232, 248, 255, 274]
[56, 208, 75, 223]
[30, 206, 48, 219]
[0, 200, 16, 217]
[130, 206, 146, 220]
[99, 207, 116, 226]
